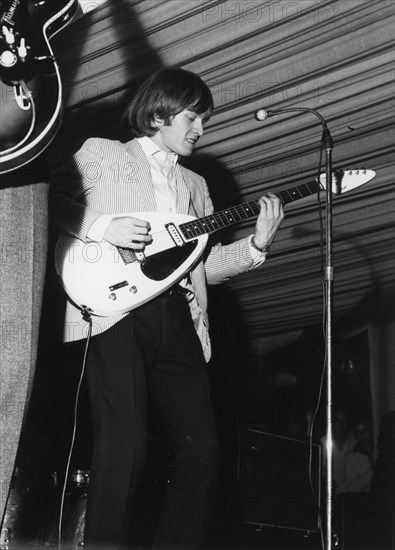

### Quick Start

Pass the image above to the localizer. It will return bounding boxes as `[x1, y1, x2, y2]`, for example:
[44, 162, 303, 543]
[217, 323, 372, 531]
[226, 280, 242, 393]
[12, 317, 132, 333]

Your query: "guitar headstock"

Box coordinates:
[319, 169, 376, 194]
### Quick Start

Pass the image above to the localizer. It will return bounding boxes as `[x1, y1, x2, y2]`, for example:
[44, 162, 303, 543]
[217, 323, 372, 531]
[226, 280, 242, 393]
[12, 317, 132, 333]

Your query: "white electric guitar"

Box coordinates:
[55, 169, 375, 317]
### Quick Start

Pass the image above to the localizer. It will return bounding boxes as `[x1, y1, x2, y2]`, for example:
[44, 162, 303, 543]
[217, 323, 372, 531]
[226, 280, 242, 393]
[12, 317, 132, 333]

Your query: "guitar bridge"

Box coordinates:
[165, 222, 185, 247]
[117, 247, 145, 264]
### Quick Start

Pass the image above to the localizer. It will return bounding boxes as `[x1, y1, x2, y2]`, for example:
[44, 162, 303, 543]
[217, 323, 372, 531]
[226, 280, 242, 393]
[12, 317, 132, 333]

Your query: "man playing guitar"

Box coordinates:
[50, 67, 284, 549]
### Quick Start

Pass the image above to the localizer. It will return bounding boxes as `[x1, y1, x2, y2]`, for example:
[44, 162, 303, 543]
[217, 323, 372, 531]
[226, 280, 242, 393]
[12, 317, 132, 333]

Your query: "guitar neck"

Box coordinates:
[179, 179, 321, 240]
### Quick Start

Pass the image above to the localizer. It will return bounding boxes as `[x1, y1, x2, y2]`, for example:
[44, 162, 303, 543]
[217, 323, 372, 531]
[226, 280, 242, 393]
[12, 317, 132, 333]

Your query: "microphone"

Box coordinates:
[253, 106, 333, 147]
[254, 109, 279, 121]
[254, 106, 326, 124]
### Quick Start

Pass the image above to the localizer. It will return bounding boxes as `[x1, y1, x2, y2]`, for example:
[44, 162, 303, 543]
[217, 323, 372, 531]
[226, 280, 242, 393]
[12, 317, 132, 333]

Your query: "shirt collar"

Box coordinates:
[137, 136, 178, 165]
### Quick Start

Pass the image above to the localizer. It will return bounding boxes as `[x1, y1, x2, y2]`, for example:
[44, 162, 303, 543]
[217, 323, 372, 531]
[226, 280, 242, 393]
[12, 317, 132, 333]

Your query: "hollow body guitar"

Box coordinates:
[55, 170, 375, 317]
[0, 0, 79, 174]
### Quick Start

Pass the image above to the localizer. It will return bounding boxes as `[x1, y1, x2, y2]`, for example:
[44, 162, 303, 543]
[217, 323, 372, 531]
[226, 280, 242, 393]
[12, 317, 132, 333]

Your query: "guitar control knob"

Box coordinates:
[0, 50, 17, 67]
[129, 286, 137, 294]
[109, 293, 117, 301]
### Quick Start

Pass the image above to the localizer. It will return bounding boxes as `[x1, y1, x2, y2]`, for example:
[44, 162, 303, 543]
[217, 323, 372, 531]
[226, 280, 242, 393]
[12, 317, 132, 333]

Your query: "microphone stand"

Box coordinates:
[255, 108, 335, 549]
[322, 122, 334, 550]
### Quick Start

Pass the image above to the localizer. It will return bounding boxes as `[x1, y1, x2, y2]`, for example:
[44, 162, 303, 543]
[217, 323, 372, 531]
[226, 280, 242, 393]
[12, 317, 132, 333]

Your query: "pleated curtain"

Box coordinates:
[49, 0, 395, 427]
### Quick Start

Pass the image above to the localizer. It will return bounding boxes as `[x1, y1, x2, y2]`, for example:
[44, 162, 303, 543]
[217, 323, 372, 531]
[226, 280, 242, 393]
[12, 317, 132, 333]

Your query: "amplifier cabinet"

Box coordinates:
[238, 427, 321, 533]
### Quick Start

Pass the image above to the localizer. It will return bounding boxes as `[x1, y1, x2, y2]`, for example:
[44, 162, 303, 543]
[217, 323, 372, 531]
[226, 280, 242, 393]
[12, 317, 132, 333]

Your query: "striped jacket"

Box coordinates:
[50, 137, 257, 361]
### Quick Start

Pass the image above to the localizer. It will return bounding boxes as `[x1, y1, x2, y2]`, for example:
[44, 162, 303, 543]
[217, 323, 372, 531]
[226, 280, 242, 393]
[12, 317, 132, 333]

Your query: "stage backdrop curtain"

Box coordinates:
[48, 0, 395, 431]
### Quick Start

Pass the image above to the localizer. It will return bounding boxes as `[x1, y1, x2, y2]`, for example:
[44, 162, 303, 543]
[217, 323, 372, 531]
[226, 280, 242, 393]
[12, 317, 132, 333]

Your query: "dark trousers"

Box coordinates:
[84, 290, 219, 550]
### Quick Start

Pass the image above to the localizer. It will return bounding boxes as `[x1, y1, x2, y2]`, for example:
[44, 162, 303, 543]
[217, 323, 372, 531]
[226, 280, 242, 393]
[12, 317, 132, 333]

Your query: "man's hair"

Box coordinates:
[123, 68, 214, 137]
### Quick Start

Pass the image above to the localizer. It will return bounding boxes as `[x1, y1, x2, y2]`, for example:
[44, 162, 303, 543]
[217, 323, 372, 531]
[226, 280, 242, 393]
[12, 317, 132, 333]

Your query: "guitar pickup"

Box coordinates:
[109, 280, 129, 291]
[165, 223, 185, 247]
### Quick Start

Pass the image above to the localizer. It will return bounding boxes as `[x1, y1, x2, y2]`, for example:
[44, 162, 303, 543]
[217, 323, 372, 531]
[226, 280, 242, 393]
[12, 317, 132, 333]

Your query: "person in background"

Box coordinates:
[337, 418, 374, 494]
[320, 409, 357, 495]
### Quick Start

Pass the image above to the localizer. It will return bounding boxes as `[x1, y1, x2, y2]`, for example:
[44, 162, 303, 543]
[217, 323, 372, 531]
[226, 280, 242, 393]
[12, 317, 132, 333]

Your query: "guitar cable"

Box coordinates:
[57, 310, 92, 550]
[0, 79, 36, 156]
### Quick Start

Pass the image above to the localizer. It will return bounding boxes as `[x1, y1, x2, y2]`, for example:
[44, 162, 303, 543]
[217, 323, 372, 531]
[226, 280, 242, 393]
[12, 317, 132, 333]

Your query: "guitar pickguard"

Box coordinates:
[141, 240, 198, 281]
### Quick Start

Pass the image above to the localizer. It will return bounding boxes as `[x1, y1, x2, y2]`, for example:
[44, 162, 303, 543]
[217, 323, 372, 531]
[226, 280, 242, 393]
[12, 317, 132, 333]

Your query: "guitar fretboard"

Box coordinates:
[179, 180, 321, 240]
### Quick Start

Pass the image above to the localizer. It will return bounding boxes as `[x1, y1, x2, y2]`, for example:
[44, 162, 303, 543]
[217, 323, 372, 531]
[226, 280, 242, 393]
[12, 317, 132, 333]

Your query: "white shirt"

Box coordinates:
[137, 136, 178, 213]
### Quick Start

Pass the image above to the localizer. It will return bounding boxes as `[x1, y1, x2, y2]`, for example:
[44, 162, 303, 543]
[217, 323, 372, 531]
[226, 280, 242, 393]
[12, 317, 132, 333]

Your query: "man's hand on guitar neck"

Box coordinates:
[104, 216, 152, 249]
[252, 192, 284, 252]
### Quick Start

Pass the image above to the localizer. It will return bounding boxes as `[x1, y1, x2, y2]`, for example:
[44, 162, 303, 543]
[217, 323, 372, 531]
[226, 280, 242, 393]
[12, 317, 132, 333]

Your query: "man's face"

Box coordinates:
[151, 109, 207, 156]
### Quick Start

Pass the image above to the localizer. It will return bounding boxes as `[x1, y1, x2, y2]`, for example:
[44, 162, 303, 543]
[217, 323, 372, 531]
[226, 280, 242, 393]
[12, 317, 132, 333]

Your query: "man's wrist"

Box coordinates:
[251, 236, 271, 254]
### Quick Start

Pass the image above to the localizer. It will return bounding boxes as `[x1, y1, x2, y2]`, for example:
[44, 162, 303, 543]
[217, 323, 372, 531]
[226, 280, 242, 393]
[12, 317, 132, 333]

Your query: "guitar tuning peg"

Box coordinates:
[17, 38, 27, 60]
[2, 25, 15, 45]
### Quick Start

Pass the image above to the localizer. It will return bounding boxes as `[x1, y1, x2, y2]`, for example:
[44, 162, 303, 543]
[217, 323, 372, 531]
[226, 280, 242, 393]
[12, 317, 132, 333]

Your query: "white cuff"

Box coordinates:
[248, 234, 268, 268]
[87, 214, 113, 242]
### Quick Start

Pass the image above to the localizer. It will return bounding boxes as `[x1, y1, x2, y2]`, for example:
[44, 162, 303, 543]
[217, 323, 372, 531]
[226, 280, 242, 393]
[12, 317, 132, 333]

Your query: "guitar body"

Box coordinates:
[55, 212, 209, 317]
[0, 0, 79, 173]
